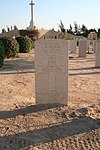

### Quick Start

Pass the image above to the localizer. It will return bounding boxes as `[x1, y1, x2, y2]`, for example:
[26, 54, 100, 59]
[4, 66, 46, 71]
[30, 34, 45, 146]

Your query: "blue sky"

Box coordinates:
[0, 0, 100, 32]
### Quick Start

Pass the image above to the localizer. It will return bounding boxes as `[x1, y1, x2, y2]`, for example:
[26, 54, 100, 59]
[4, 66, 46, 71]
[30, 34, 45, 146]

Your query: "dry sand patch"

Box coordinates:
[0, 50, 100, 149]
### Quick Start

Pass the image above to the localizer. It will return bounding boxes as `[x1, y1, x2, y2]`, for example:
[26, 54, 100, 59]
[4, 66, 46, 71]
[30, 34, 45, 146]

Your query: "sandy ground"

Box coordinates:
[0, 49, 100, 150]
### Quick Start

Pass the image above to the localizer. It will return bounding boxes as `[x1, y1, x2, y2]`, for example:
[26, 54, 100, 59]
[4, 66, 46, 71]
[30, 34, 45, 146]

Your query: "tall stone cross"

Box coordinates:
[29, 0, 35, 29]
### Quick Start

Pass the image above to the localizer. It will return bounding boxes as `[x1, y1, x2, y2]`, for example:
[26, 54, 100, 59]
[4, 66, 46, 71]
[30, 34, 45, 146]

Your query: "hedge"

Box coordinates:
[16, 36, 33, 53]
[0, 39, 5, 67]
[1, 37, 19, 58]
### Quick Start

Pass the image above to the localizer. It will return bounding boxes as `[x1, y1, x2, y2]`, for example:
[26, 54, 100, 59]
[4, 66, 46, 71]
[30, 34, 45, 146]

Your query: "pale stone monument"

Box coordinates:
[35, 39, 68, 105]
[88, 32, 97, 40]
[28, 0, 35, 30]
[95, 40, 100, 67]
[70, 40, 77, 53]
[79, 40, 87, 57]
[92, 40, 96, 53]
[87, 40, 91, 51]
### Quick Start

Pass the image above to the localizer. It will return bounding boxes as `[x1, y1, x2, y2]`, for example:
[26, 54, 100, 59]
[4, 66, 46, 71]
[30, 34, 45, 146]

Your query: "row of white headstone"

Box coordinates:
[35, 39, 100, 105]
[68, 40, 96, 54]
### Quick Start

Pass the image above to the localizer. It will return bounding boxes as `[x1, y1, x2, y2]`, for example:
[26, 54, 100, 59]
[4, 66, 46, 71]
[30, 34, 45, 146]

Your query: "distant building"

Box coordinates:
[0, 28, 61, 40]
[0, 29, 20, 38]
[0, 28, 87, 42]
[38, 29, 60, 39]
[0, 29, 39, 40]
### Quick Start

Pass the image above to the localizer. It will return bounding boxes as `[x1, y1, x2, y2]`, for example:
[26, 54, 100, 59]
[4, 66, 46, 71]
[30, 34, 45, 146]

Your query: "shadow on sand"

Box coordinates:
[0, 103, 63, 119]
[0, 104, 99, 149]
[69, 66, 100, 76]
[69, 71, 100, 76]
[0, 59, 35, 75]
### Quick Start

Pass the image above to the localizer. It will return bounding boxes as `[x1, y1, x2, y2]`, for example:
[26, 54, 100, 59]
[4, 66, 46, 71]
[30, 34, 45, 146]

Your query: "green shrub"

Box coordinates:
[1, 37, 19, 58]
[16, 36, 33, 53]
[31, 39, 35, 48]
[0, 40, 5, 67]
[30, 39, 35, 48]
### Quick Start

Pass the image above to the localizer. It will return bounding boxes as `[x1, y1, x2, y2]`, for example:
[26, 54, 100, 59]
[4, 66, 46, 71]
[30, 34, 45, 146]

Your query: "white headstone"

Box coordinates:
[79, 40, 87, 57]
[95, 41, 100, 67]
[92, 40, 96, 53]
[87, 40, 91, 51]
[35, 39, 68, 105]
[70, 40, 77, 53]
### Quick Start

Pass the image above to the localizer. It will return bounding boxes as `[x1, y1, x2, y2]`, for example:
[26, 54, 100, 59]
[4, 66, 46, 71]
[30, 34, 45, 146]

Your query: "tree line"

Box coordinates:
[58, 20, 100, 39]
[1, 25, 18, 33]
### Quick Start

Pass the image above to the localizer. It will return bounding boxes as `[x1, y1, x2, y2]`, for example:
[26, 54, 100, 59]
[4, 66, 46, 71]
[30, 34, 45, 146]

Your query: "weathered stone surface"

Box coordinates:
[95, 40, 100, 67]
[92, 40, 96, 52]
[35, 39, 68, 105]
[79, 40, 87, 57]
[69, 40, 77, 53]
